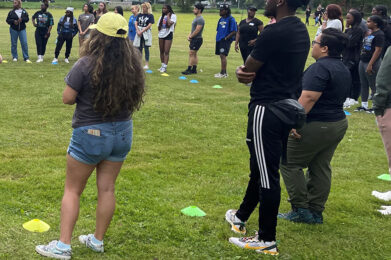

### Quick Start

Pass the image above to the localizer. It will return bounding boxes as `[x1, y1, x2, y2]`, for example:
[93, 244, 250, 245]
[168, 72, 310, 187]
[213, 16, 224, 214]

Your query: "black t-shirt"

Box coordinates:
[249, 16, 310, 105]
[302, 56, 350, 122]
[238, 18, 262, 46]
[360, 29, 385, 62]
[136, 13, 154, 28]
[305, 9, 311, 17]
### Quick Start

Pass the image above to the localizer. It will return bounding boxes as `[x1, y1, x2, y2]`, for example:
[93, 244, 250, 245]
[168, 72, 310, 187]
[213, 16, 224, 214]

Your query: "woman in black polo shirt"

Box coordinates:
[235, 6, 263, 63]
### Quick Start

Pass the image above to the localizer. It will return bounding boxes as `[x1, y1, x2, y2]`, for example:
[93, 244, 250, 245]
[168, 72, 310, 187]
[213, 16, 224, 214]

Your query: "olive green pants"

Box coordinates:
[280, 119, 348, 213]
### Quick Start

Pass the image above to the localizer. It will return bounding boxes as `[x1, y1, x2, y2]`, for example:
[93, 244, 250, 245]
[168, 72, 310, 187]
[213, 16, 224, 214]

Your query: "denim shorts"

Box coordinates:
[67, 120, 133, 165]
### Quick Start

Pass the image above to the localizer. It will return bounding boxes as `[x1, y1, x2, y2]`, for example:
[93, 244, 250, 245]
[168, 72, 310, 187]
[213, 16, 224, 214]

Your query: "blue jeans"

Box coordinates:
[67, 121, 133, 165]
[10, 28, 29, 60]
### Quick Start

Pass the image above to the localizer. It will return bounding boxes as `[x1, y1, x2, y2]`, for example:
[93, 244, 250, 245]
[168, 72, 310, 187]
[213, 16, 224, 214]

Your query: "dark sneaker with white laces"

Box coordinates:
[35, 240, 72, 259]
[278, 207, 315, 224]
[79, 234, 104, 253]
[229, 233, 279, 256]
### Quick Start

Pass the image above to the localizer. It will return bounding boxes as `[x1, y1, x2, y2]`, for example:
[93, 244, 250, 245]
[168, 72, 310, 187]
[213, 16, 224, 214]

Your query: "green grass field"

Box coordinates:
[1, 8, 391, 259]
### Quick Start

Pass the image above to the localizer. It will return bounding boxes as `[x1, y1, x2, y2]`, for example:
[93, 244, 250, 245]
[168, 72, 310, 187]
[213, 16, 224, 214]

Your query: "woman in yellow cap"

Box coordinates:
[35, 12, 145, 259]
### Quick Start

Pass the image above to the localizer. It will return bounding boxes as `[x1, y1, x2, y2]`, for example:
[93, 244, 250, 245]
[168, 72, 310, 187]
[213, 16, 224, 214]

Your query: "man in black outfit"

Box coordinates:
[225, 0, 310, 255]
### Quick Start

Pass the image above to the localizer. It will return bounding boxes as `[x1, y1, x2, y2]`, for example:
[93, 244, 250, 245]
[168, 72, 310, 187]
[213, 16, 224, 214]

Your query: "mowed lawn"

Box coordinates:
[0, 8, 391, 259]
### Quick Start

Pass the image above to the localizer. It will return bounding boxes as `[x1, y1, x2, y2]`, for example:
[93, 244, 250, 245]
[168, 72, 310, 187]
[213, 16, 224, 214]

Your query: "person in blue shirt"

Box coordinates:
[53, 7, 78, 64]
[214, 4, 237, 78]
[128, 5, 139, 42]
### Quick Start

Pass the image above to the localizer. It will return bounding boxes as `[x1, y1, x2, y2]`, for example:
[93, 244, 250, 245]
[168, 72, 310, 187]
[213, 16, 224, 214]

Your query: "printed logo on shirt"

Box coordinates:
[362, 35, 375, 52]
[138, 16, 150, 27]
[220, 20, 227, 28]
[249, 22, 254, 26]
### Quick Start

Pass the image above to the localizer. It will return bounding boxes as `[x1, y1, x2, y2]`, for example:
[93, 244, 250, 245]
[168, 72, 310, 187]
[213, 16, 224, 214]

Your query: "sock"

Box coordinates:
[56, 241, 71, 250]
[362, 101, 368, 109]
[163, 63, 167, 68]
[187, 65, 191, 71]
[221, 70, 226, 74]
[192, 65, 197, 71]
[161, 62, 164, 67]
[92, 235, 103, 245]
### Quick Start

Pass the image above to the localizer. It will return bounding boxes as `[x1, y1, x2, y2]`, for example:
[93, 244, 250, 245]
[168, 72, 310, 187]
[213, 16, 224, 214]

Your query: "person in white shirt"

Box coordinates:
[157, 5, 176, 73]
[315, 4, 343, 37]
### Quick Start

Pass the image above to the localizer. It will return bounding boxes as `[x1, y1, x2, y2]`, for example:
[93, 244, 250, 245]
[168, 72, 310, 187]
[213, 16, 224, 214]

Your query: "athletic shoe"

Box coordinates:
[64, 58, 69, 64]
[311, 210, 323, 224]
[343, 98, 352, 108]
[35, 240, 72, 259]
[229, 234, 278, 256]
[25, 59, 32, 63]
[159, 67, 167, 73]
[278, 207, 315, 224]
[79, 234, 104, 253]
[214, 73, 228, 78]
[354, 106, 369, 112]
[52, 58, 58, 63]
[225, 209, 246, 234]
[366, 108, 374, 114]
[182, 69, 194, 75]
[143, 65, 149, 70]
[13, 58, 17, 62]
[378, 205, 391, 215]
[372, 191, 391, 202]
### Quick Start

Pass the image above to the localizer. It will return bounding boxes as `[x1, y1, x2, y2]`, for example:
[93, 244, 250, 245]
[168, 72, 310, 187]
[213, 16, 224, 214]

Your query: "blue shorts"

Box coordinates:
[67, 120, 133, 165]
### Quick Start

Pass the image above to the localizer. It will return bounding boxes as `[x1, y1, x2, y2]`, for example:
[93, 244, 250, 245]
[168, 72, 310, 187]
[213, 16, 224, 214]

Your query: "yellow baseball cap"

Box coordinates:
[89, 12, 128, 38]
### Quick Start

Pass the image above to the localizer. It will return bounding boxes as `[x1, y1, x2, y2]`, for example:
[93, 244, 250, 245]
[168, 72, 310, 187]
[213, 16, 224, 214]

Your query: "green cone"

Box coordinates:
[181, 206, 206, 217]
[378, 174, 391, 181]
[213, 85, 222, 89]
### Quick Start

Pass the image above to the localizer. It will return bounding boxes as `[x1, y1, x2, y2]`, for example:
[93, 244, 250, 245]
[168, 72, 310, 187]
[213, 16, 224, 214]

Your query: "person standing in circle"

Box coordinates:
[305, 5, 311, 26]
[157, 5, 176, 73]
[134, 2, 154, 70]
[128, 5, 139, 43]
[181, 3, 205, 75]
[77, 4, 94, 48]
[32, 2, 54, 63]
[214, 4, 237, 78]
[53, 7, 78, 64]
[235, 6, 263, 64]
[93, 2, 107, 24]
[35, 12, 145, 259]
[6, 0, 31, 62]
[226, 0, 310, 255]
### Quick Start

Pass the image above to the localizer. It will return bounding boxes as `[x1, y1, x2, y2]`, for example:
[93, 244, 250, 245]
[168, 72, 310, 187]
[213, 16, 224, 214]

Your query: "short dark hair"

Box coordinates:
[369, 15, 385, 30]
[374, 5, 387, 17]
[194, 3, 204, 12]
[320, 28, 348, 57]
[286, 0, 309, 11]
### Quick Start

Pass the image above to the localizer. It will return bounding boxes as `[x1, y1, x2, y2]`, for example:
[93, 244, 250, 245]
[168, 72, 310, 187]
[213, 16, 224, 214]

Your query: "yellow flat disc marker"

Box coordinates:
[23, 219, 50, 232]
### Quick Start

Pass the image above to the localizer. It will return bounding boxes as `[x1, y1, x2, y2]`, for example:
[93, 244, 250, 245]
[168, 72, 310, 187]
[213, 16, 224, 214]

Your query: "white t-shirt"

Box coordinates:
[15, 9, 23, 18]
[326, 19, 342, 31]
[157, 13, 177, 38]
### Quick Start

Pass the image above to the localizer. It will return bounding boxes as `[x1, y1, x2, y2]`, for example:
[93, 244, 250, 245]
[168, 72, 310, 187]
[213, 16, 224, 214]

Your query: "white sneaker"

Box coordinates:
[79, 234, 104, 253]
[372, 191, 391, 201]
[13, 58, 17, 62]
[36, 56, 43, 63]
[378, 205, 391, 215]
[229, 234, 279, 256]
[225, 209, 246, 234]
[160, 67, 167, 73]
[143, 65, 149, 70]
[64, 58, 69, 63]
[214, 72, 228, 78]
[35, 240, 72, 260]
[52, 58, 58, 63]
[343, 98, 351, 108]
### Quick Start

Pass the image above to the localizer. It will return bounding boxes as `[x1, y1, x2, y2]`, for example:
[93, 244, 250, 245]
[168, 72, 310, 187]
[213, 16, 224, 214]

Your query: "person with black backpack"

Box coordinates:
[214, 4, 237, 78]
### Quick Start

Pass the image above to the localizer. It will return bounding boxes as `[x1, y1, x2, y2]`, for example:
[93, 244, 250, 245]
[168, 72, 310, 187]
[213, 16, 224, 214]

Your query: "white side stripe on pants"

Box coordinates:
[253, 105, 270, 189]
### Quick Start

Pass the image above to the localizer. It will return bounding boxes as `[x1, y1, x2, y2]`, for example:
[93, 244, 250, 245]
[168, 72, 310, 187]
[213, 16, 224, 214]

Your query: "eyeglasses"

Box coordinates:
[312, 40, 321, 46]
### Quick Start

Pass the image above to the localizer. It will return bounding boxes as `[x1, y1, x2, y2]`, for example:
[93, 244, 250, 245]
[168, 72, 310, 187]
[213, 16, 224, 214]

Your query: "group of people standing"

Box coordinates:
[5, 0, 109, 63]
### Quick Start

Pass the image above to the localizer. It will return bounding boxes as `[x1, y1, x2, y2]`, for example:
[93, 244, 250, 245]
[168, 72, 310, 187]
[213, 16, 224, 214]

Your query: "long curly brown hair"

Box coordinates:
[80, 30, 145, 117]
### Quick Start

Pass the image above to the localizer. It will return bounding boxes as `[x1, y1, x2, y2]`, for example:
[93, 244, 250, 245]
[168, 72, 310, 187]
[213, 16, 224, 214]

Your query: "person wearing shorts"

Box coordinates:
[182, 3, 205, 75]
[35, 13, 145, 260]
[214, 4, 237, 78]
[157, 5, 177, 73]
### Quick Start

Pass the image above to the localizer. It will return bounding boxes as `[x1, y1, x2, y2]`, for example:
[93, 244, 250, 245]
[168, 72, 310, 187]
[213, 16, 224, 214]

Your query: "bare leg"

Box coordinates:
[220, 54, 227, 72]
[163, 39, 172, 65]
[94, 160, 123, 241]
[59, 155, 96, 244]
[159, 38, 165, 64]
[189, 50, 198, 66]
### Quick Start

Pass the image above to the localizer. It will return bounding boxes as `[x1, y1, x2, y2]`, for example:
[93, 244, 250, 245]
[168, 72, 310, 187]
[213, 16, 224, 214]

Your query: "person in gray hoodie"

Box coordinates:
[372, 46, 391, 214]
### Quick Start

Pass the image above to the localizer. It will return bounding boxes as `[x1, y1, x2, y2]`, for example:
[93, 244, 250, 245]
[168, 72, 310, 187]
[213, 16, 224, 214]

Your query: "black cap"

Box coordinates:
[247, 6, 257, 11]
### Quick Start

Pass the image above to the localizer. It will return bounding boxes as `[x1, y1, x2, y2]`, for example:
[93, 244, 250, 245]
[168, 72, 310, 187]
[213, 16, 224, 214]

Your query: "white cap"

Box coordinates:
[66, 7, 74, 12]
